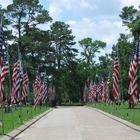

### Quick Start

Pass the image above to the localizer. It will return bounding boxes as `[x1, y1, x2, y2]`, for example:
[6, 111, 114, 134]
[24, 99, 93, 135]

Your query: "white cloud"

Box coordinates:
[80, 0, 96, 10]
[59, 0, 73, 10]
[1, 0, 139, 62]
[0, 0, 12, 8]
[48, 2, 63, 21]
[82, 18, 91, 23]
[66, 20, 77, 25]
[120, 0, 140, 9]
[69, 19, 126, 48]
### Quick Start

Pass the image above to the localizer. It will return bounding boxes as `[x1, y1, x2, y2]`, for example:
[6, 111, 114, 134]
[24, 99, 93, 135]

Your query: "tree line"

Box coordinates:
[0, 0, 140, 105]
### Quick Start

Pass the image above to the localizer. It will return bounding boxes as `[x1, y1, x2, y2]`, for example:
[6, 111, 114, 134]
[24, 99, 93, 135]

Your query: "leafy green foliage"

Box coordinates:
[78, 37, 106, 64]
[111, 34, 134, 100]
[119, 6, 140, 40]
[1, 1, 140, 105]
[49, 21, 78, 104]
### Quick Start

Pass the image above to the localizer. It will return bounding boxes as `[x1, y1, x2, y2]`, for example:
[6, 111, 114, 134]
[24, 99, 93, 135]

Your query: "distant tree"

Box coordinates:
[3, 0, 52, 87]
[111, 34, 134, 103]
[5, 0, 52, 63]
[50, 21, 78, 105]
[119, 6, 140, 41]
[78, 37, 106, 64]
[98, 54, 112, 79]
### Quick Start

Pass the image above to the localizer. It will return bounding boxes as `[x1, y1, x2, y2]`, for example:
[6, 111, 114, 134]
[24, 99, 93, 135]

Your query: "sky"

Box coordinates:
[0, 0, 140, 61]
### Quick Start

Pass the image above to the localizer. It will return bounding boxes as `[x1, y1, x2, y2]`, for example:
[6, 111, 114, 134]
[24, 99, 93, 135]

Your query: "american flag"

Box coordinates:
[48, 84, 55, 101]
[128, 43, 139, 107]
[89, 80, 93, 102]
[1, 51, 9, 93]
[21, 69, 29, 101]
[112, 51, 120, 101]
[33, 68, 41, 107]
[101, 78, 105, 102]
[97, 84, 102, 101]
[33, 79, 37, 106]
[42, 75, 47, 104]
[0, 21, 3, 108]
[92, 81, 97, 101]
[105, 77, 110, 103]
[11, 51, 20, 104]
[1, 52, 9, 79]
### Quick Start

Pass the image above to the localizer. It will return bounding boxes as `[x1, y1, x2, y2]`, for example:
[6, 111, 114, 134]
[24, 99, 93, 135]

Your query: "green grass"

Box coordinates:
[0, 105, 50, 137]
[86, 102, 140, 126]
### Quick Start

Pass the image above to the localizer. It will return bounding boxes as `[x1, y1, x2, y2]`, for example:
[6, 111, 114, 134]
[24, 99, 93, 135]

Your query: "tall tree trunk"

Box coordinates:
[55, 76, 61, 105]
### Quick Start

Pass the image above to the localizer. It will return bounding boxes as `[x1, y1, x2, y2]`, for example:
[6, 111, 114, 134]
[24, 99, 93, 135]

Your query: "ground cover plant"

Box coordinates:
[0, 105, 50, 137]
[86, 102, 140, 126]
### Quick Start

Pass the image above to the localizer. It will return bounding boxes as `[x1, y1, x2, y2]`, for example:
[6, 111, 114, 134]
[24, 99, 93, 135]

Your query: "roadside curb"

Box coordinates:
[85, 106, 140, 132]
[0, 108, 53, 140]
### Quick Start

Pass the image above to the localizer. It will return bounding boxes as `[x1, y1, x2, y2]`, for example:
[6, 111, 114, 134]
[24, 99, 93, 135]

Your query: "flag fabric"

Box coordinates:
[112, 51, 120, 101]
[21, 70, 29, 101]
[128, 43, 139, 107]
[11, 52, 20, 104]
[42, 75, 47, 104]
[105, 77, 110, 103]
[0, 22, 3, 108]
[97, 83, 102, 101]
[92, 81, 97, 99]
[1, 51, 9, 96]
[89, 80, 93, 102]
[48, 84, 55, 102]
[33, 68, 41, 107]
[89, 81, 96, 102]
[1, 52, 9, 81]
[101, 78, 105, 102]
[34, 78, 41, 107]
[33, 79, 37, 106]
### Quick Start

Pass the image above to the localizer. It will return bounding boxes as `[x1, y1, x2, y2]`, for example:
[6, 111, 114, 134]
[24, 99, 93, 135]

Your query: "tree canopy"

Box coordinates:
[0, 2, 140, 105]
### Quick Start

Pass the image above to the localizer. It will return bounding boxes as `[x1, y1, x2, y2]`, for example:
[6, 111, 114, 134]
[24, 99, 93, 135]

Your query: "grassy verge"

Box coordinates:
[86, 102, 140, 126]
[0, 105, 50, 137]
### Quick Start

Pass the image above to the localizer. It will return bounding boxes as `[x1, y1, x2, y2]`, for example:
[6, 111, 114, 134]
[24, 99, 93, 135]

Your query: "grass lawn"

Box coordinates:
[0, 105, 50, 137]
[86, 102, 140, 126]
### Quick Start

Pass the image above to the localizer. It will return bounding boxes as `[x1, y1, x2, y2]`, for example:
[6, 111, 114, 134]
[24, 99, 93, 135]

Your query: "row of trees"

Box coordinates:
[0, 0, 140, 105]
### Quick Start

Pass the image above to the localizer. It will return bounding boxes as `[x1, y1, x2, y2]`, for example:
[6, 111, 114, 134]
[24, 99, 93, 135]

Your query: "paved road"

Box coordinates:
[12, 106, 140, 140]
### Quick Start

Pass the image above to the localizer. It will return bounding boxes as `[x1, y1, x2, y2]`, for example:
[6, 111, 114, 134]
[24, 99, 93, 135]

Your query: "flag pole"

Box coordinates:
[7, 45, 14, 129]
[7, 45, 12, 95]
[118, 42, 125, 119]
[116, 45, 120, 117]
[107, 66, 111, 113]
[19, 50, 23, 124]
[0, 12, 5, 134]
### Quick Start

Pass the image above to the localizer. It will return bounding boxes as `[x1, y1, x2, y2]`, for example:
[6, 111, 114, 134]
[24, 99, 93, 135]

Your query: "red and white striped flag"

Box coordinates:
[11, 52, 20, 104]
[33, 68, 41, 107]
[48, 84, 55, 100]
[21, 70, 29, 101]
[0, 22, 3, 108]
[112, 51, 120, 101]
[1, 51, 9, 96]
[0, 23, 9, 108]
[89, 80, 93, 102]
[92, 81, 97, 101]
[97, 84, 102, 101]
[101, 78, 105, 102]
[42, 75, 47, 104]
[128, 43, 139, 107]
[105, 77, 110, 103]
